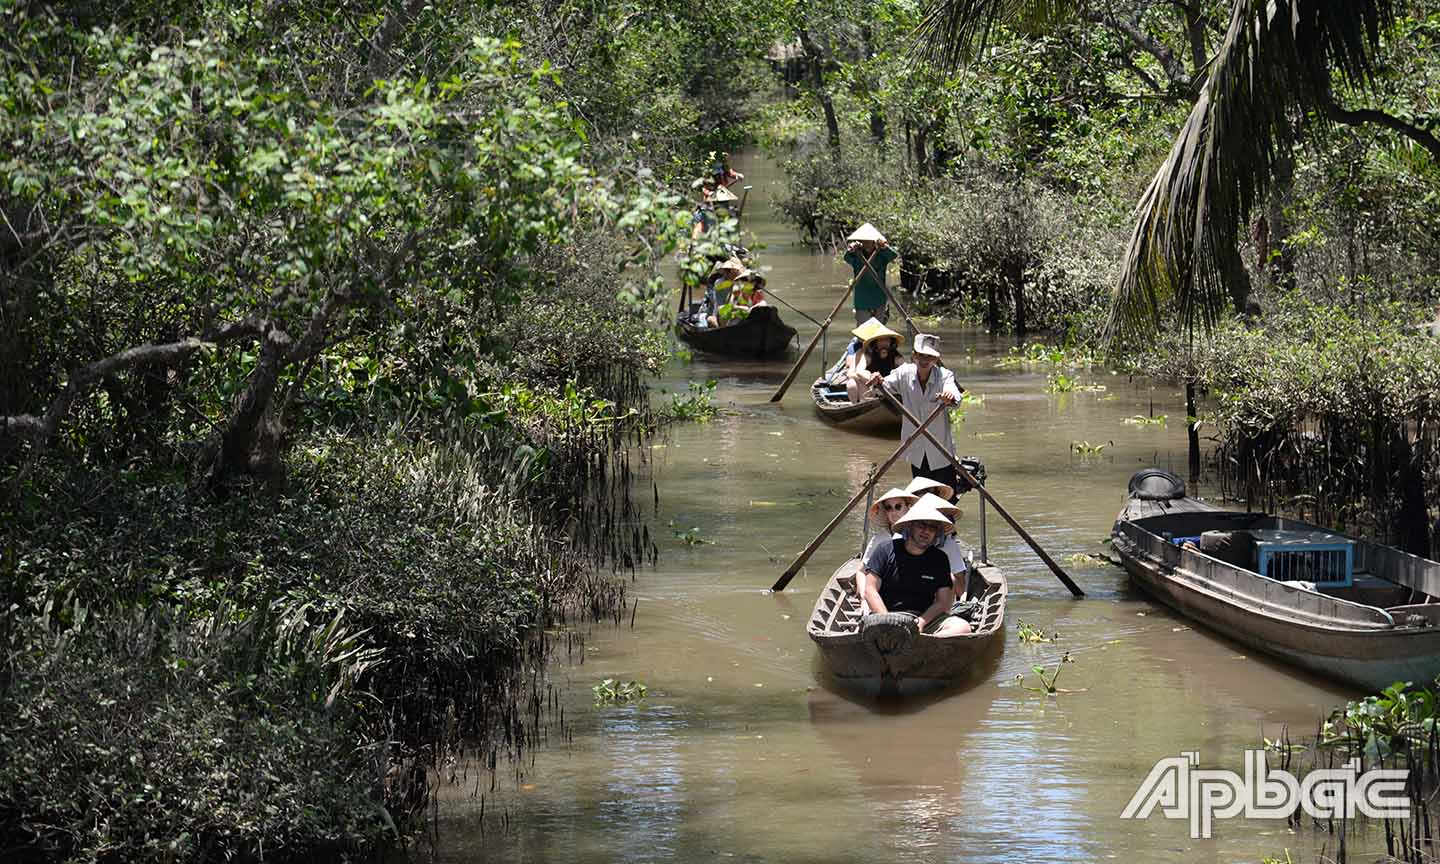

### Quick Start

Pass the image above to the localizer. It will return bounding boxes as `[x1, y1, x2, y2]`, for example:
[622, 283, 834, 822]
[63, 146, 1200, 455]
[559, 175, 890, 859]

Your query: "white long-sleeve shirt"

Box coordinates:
[882, 362, 962, 469]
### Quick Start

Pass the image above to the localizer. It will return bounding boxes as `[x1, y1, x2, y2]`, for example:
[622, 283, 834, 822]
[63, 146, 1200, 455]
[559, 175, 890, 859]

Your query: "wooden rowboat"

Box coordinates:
[675, 305, 796, 358]
[1112, 469, 1440, 692]
[807, 557, 1007, 697]
[810, 364, 900, 433]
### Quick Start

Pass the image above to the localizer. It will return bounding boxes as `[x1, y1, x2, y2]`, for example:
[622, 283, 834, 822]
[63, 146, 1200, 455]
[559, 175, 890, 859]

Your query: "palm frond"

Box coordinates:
[1106, 0, 1397, 346]
[911, 0, 1073, 70]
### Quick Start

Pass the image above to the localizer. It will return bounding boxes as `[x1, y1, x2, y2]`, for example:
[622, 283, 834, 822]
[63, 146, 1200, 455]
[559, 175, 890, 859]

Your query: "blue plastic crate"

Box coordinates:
[1250, 529, 1354, 587]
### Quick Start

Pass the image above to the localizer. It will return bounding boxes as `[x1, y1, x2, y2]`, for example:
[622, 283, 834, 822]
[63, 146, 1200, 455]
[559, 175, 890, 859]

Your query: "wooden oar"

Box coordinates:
[879, 278, 920, 341]
[878, 388, 1085, 598]
[771, 402, 948, 592]
[759, 286, 823, 328]
[768, 248, 878, 403]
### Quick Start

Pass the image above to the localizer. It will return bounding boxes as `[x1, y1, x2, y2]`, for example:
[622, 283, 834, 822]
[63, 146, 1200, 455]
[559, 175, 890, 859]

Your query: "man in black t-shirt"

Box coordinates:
[858, 502, 973, 636]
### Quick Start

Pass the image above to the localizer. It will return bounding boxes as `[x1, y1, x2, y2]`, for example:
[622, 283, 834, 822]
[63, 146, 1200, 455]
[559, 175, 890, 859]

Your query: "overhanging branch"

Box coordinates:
[1324, 96, 1440, 165]
[2, 318, 265, 448]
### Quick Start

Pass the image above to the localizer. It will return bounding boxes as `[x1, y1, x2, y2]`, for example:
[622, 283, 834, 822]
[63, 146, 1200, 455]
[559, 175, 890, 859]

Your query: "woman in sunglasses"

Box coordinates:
[862, 488, 919, 561]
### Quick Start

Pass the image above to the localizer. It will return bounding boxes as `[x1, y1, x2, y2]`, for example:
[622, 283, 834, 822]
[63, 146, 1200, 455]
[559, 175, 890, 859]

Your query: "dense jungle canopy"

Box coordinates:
[2, 0, 1439, 860]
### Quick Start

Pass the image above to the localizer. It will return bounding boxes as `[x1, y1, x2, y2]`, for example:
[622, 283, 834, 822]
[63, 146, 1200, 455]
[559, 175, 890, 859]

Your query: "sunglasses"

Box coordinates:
[882, 502, 909, 512]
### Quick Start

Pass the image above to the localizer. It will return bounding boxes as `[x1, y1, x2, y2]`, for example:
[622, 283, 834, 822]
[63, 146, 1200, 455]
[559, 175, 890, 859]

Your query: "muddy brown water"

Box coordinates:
[433, 152, 1378, 862]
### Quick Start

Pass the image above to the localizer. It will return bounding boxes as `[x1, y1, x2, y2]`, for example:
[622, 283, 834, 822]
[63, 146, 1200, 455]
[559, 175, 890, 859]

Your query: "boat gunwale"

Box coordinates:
[1114, 505, 1430, 634]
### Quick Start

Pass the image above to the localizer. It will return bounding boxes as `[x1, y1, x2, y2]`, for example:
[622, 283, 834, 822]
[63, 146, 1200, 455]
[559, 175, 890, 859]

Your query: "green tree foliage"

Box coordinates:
[1, 5, 682, 487]
[0, 1, 762, 858]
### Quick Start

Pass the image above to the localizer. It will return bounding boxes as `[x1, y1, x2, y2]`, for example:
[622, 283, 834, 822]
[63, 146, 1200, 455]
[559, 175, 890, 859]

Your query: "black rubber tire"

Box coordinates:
[860, 612, 920, 653]
[1127, 468, 1187, 501]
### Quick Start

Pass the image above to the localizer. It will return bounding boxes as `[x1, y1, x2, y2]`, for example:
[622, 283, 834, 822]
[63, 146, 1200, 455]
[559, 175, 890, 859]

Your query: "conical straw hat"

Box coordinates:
[847, 222, 886, 243]
[916, 492, 963, 522]
[894, 499, 955, 534]
[710, 257, 745, 276]
[850, 318, 903, 348]
[711, 186, 739, 203]
[868, 488, 919, 522]
[905, 476, 955, 502]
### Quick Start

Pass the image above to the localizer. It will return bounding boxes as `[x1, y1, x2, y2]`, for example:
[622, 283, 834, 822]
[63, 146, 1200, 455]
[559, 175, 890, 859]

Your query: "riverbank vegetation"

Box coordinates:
[0, 0, 773, 858]
[756, 0, 1440, 555]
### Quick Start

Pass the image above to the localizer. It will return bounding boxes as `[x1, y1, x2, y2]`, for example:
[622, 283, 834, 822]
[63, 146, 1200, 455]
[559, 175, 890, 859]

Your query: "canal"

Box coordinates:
[433, 151, 1366, 863]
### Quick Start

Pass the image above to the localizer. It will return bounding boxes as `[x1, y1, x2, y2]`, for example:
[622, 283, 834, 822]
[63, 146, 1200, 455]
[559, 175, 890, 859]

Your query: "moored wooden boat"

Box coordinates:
[1112, 469, 1440, 692]
[675, 305, 796, 358]
[807, 557, 1007, 697]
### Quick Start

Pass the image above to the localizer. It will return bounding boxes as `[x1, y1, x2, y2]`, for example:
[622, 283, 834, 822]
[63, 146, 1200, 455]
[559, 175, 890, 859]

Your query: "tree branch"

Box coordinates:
[1080, 9, 1192, 93]
[2, 319, 265, 448]
[1324, 96, 1440, 166]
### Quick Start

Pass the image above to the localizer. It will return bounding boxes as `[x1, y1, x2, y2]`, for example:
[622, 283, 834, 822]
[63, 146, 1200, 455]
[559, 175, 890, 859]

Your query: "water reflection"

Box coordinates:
[596, 705, 686, 862]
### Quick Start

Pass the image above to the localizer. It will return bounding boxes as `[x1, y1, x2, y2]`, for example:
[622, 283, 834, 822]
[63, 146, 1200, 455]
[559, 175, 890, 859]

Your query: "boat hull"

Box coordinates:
[675, 305, 796, 358]
[810, 379, 901, 434]
[1113, 496, 1440, 692]
[807, 559, 1006, 697]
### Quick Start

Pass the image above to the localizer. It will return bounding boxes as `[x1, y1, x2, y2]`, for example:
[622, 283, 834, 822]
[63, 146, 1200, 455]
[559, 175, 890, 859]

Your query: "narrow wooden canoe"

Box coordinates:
[1112, 470, 1440, 692]
[807, 557, 1007, 697]
[810, 376, 901, 433]
[675, 305, 796, 358]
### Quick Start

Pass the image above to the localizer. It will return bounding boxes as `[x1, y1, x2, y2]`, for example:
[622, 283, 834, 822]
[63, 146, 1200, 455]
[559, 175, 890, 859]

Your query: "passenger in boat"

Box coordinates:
[713, 269, 767, 326]
[700, 257, 746, 328]
[828, 318, 891, 388]
[844, 222, 898, 325]
[734, 270, 768, 309]
[861, 487, 919, 560]
[910, 489, 977, 601]
[858, 499, 972, 635]
[826, 336, 863, 388]
[873, 333, 964, 498]
[845, 319, 904, 403]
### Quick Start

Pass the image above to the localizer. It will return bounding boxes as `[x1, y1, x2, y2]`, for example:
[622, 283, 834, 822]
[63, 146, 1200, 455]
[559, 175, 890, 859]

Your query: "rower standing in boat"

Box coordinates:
[844, 222, 898, 325]
[709, 151, 744, 188]
[857, 498, 972, 635]
[868, 332, 965, 500]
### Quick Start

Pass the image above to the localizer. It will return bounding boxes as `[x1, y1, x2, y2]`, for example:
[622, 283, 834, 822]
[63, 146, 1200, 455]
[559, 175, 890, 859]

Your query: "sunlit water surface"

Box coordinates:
[430, 152, 1375, 863]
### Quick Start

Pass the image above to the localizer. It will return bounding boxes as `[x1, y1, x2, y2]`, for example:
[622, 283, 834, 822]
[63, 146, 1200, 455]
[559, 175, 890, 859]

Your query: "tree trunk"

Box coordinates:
[1185, 6, 1208, 85]
[1265, 148, 1297, 290]
[1186, 379, 1201, 484]
[797, 27, 839, 153]
[205, 324, 290, 487]
[1007, 256, 1026, 336]
[1395, 425, 1429, 556]
[1222, 244, 1256, 318]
